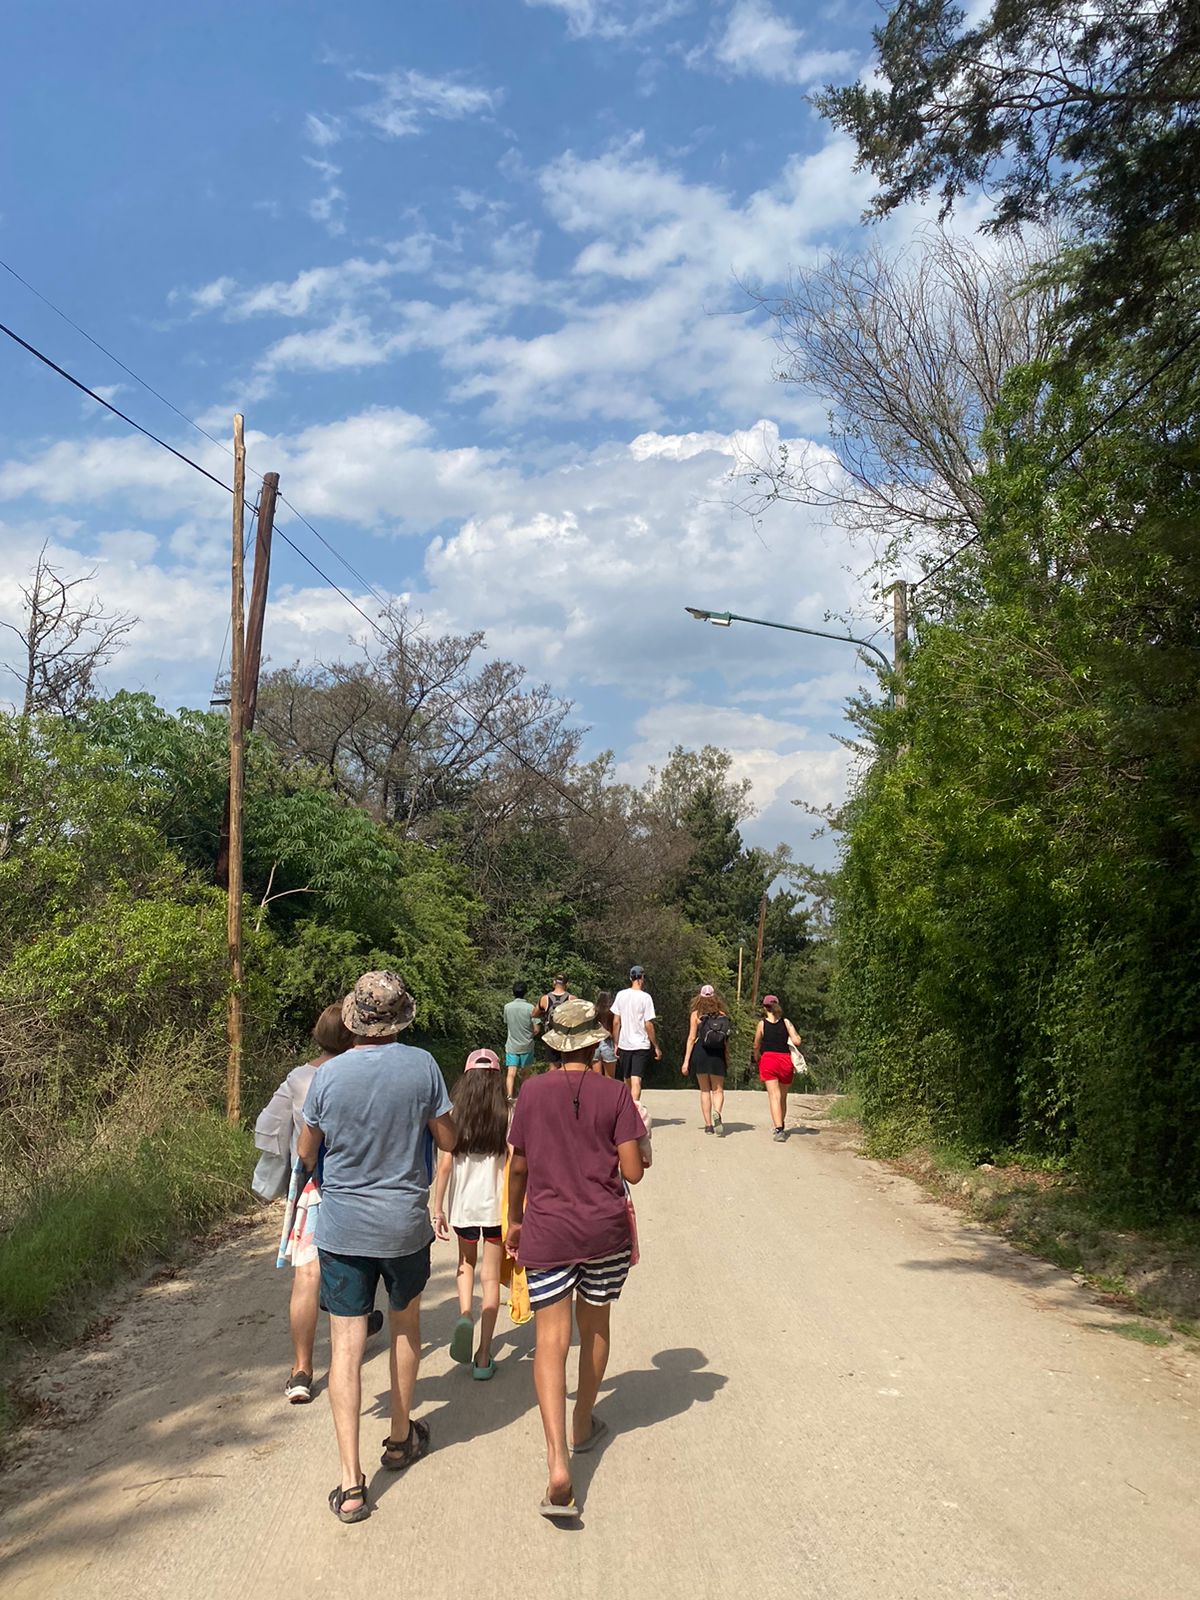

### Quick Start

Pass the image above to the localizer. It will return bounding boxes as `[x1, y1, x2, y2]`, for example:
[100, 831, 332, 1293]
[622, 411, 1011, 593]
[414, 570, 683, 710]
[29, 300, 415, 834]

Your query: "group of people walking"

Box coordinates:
[254, 963, 804, 1526]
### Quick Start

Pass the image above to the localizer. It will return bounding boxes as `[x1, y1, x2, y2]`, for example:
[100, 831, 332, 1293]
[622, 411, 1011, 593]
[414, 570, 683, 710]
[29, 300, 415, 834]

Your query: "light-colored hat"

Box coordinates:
[342, 971, 417, 1038]
[465, 1048, 500, 1072]
[542, 997, 611, 1055]
[699, 984, 715, 997]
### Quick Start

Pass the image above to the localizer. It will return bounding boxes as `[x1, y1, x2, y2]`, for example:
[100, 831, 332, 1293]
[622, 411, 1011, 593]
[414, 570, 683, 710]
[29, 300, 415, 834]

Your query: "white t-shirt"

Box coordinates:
[612, 987, 656, 1051]
[447, 1151, 504, 1229]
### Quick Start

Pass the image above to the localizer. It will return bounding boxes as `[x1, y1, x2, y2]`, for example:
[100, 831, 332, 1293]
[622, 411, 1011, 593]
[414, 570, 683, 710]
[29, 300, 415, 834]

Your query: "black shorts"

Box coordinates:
[318, 1243, 431, 1317]
[616, 1047, 654, 1082]
[690, 1046, 727, 1077]
[454, 1225, 502, 1241]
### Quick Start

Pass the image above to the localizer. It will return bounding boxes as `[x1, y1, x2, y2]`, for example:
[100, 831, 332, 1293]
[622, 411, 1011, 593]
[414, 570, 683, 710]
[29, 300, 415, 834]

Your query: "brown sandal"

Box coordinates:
[380, 1417, 430, 1471]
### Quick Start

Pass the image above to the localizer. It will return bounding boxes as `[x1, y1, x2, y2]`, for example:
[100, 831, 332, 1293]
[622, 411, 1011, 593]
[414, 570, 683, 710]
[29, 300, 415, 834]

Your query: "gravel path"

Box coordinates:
[1, 1090, 1197, 1599]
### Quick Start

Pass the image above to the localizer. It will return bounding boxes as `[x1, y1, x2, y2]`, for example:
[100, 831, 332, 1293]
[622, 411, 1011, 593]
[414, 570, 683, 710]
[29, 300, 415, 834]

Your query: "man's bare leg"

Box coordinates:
[629, 1075, 642, 1103]
[533, 1296, 574, 1502]
[573, 1298, 612, 1447]
[389, 1297, 422, 1446]
[289, 1258, 320, 1375]
[328, 1312, 368, 1506]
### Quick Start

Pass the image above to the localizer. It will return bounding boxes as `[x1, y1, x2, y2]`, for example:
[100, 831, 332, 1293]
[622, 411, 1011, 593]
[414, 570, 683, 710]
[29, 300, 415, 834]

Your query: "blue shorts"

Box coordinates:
[318, 1243, 431, 1317]
[526, 1249, 632, 1310]
[505, 1050, 535, 1069]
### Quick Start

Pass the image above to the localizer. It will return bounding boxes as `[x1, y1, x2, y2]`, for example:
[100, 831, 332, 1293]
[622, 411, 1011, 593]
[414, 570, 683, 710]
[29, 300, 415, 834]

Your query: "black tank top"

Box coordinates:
[761, 1017, 788, 1052]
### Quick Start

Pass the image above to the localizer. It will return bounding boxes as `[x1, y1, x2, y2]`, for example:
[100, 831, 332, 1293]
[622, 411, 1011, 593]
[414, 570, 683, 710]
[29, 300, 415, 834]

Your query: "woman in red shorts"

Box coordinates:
[752, 994, 804, 1143]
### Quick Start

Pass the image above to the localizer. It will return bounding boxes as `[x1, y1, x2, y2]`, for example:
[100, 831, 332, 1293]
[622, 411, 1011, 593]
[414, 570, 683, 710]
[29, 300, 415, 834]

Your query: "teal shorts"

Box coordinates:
[505, 1050, 535, 1069]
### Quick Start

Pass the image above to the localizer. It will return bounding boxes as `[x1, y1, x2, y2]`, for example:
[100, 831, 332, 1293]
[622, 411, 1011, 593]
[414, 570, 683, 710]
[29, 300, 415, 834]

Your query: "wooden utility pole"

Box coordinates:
[226, 414, 246, 1124]
[242, 470, 278, 732]
[736, 943, 744, 1005]
[890, 579, 909, 708]
[750, 893, 767, 1008]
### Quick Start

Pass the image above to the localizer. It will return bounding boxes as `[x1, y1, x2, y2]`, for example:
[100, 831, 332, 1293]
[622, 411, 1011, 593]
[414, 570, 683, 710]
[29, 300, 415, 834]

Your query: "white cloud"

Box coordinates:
[304, 111, 344, 148]
[353, 68, 502, 138]
[700, 0, 857, 87]
[305, 157, 347, 236]
[524, 0, 687, 40]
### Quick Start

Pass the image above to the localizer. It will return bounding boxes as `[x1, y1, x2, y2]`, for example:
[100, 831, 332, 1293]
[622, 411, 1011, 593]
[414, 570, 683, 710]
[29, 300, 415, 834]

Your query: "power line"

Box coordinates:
[910, 323, 1200, 595]
[0, 256, 395, 610]
[0, 315, 592, 819]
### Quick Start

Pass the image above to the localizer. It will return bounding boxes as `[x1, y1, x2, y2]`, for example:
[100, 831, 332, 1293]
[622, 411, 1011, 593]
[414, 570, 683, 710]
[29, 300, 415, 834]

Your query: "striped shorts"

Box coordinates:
[525, 1249, 632, 1310]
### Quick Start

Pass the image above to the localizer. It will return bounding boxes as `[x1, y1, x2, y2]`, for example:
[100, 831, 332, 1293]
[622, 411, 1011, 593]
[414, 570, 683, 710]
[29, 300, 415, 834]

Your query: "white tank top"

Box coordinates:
[447, 1151, 503, 1228]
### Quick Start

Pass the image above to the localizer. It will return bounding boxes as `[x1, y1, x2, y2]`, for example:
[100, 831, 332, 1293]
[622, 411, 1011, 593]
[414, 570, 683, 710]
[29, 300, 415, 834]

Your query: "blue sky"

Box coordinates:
[0, 0, 902, 862]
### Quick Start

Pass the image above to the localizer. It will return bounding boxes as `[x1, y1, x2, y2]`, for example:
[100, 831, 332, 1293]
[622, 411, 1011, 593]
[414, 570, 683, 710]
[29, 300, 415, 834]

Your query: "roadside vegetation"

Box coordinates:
[757, 0, 1200, 1228]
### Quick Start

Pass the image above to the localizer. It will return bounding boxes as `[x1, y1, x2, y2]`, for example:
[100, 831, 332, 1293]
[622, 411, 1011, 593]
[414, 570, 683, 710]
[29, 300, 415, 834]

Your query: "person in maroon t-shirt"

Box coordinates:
[506, 998, 646, 1521]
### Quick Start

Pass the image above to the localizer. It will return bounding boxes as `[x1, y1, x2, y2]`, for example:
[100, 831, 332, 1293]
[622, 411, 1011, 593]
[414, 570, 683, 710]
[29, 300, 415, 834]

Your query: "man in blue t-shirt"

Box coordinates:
[299, 970, 455, 1524]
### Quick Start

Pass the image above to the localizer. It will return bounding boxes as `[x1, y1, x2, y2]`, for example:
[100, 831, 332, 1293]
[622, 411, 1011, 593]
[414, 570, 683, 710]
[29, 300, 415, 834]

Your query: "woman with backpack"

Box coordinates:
[681, 984, 732, 1136]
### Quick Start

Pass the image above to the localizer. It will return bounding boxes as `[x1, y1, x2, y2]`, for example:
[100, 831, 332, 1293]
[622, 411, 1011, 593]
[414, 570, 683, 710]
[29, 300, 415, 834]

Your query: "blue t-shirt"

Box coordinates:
[302, 1042, 451, 1257]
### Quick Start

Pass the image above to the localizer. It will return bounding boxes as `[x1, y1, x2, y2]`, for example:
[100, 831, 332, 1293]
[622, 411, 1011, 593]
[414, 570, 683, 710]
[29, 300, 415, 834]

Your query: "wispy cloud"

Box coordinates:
[305, 156, 346, 236]
[353, 68, 502, 138]
[696, 0, 856, 87]
[524, 0, 689, 41]
[304, 111, 344, 148]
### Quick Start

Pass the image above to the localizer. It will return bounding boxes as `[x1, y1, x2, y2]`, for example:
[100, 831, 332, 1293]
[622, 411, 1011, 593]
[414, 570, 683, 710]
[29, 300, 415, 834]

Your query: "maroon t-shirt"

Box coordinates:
[507, 1069, 645, 1269]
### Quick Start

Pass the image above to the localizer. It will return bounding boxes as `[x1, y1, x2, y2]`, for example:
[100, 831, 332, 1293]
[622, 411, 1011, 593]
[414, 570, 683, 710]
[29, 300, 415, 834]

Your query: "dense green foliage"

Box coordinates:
[811, 0, 1200, 1217]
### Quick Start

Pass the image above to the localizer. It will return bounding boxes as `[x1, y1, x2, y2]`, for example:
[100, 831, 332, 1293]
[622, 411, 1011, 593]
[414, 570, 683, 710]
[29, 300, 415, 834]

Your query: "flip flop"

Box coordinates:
[449, 1314, 474, 1364]
[570, 1417, 609, 1454]
[472, 1357, 496, 1381]
[539, 1493, 580, 1521]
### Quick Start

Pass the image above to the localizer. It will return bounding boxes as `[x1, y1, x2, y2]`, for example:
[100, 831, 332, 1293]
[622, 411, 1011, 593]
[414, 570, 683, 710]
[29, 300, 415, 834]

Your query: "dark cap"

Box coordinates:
[629, 964, 645, 979]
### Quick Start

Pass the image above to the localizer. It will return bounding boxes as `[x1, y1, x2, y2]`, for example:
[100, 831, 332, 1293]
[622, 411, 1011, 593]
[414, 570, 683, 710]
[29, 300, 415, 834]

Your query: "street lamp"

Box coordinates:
[685, 607, 894, 697]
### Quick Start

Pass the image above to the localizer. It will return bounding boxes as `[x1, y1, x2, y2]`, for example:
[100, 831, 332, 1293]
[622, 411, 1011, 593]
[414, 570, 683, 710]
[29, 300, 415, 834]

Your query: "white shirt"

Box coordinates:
[447, 1151, 504, 1228]
[612, 987, 656, 1051]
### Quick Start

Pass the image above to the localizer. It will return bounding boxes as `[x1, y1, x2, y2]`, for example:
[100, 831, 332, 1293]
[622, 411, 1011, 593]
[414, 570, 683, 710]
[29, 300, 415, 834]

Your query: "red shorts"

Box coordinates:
[758, 1051, 794, 1085]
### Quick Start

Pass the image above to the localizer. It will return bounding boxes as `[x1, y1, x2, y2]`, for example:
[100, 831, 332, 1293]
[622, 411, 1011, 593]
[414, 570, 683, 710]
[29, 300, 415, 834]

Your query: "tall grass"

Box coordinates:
[0, 1111, 255, 1338]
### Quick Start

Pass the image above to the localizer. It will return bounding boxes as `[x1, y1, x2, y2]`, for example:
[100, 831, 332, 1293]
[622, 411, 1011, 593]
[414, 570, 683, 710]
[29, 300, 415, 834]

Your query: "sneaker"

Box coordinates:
[703, 1124, 715, 1135]
[367, 1309, 385, 1338]
[773, 1127, 786, 1143]
[714, 1115, 724, 1137]
[285, 1369, 313, 1404]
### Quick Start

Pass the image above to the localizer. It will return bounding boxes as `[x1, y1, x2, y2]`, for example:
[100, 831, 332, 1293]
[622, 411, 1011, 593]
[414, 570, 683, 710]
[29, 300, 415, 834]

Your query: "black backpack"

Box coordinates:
[699, 1012, 731, 1050]
[543, 989, 572, 1025]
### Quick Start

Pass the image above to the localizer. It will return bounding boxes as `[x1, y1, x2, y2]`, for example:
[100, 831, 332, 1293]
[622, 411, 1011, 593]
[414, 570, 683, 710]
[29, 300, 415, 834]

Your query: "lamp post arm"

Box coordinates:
[722, 612, 893, 678]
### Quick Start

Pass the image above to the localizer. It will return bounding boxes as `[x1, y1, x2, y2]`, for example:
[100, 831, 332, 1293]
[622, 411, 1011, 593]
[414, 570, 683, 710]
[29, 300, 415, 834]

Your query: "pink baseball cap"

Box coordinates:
[762, 995, 780, 1007]
[464, 1048, 501, 1071]
[699, 984, 715, 997]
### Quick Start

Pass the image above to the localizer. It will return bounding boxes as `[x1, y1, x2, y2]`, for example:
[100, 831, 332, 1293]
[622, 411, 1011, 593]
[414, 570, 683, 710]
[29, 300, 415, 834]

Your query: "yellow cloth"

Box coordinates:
[500, 1156, 533, 1325]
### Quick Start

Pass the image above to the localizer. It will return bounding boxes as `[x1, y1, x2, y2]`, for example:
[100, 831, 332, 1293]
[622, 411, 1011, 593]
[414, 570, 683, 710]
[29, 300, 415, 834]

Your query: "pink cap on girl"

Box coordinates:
[699, 984, 715, 997]
[465, 1049, 501, 1071]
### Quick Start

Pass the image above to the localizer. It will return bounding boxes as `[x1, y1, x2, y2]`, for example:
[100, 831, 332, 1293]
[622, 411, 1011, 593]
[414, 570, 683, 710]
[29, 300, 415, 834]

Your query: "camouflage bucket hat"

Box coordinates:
[341, 970, 417, 1038]
[542, 997, 610, 1055]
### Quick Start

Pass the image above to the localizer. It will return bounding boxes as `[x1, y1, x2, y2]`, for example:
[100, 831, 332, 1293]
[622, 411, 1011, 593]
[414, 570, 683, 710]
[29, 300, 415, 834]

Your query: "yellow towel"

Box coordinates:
[500, 1156, 533, 1325]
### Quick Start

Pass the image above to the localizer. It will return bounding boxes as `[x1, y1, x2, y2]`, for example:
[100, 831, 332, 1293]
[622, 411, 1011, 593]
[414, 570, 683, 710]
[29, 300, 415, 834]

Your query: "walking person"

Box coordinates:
[504, 981, 537, 1102]
[681, 984, 732, 1136]
[298, 971, 456, 1525]
[752, 994, 803, 1143]
[506, 999, 646, 1520]
[253, 1004, 385, 1403]
[534, 972, 574, 1063]
[593, 989, 617, 1076]
[433, 1048, 509, 1381]
[611, 964, 662, 1102]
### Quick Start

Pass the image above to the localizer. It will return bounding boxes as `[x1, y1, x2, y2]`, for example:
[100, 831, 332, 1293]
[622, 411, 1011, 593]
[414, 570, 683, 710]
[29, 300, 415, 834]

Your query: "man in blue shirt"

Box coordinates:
[299, 970, 455, 1524]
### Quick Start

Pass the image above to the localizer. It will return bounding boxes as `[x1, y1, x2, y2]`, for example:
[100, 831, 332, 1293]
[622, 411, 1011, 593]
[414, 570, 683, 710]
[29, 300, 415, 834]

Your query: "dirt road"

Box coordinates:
[1, 1091, 1197, 1598]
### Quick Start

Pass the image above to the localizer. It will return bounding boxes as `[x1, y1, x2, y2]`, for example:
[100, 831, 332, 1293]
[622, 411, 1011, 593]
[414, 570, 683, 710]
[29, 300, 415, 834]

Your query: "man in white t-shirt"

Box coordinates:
[611, 964, 661, 1103]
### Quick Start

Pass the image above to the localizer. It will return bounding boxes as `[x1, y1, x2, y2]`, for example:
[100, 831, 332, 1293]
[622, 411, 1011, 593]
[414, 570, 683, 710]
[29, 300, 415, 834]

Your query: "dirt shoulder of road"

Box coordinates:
[810, 1098, 1200, 1341]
